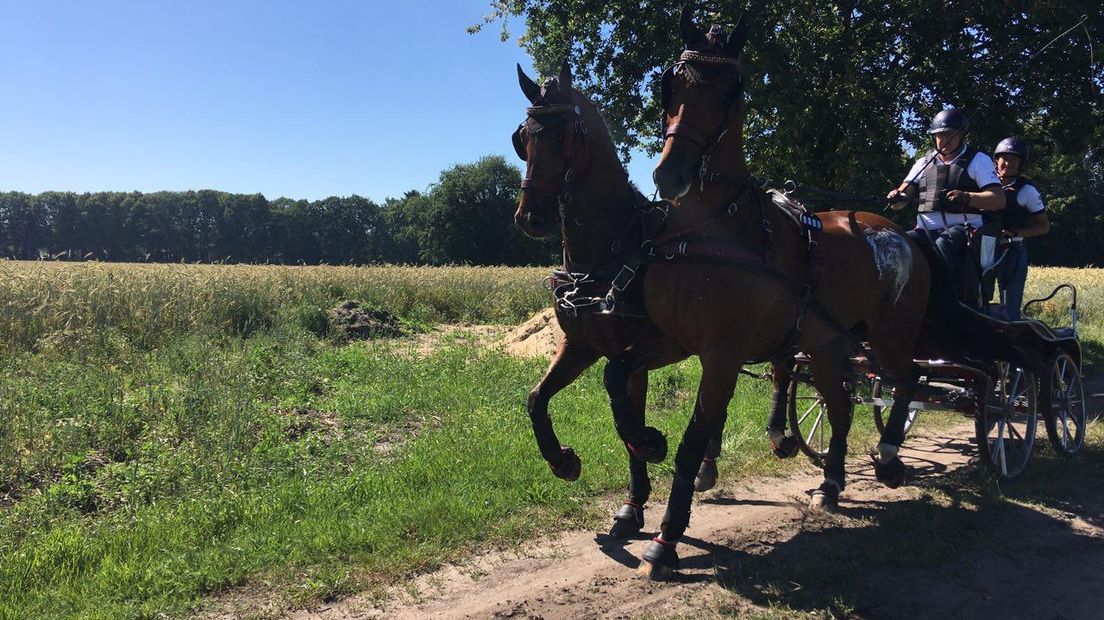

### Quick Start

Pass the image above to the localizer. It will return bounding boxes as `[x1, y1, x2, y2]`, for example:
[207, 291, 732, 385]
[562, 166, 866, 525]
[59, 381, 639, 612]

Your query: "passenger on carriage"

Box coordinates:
[989, 136, 1050, 320]
[887, 107, 1006, 309]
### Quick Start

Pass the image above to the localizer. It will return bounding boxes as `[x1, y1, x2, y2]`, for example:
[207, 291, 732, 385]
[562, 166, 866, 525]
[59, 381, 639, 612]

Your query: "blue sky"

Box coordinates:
[0, 1, 655, 202]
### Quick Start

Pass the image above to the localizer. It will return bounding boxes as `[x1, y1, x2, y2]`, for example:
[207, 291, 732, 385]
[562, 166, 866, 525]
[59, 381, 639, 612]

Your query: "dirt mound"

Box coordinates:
[500, 308, 563, 358]
[330, 301, 405, 340]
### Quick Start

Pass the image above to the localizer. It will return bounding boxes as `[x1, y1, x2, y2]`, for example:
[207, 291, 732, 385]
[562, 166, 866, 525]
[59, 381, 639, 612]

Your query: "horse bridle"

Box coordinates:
[660, 50, 745, 182]
[514, 104, 589, 196]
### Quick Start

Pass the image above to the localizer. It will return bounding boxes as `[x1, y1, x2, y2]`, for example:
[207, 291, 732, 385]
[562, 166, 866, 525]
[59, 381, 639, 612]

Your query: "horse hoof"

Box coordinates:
[549, 447, 581, 481]
[772, 435, 799, 459]
[638, 538, 678, 580]
[609, 502, 645, 539]
[809, 488, 839, 513]
[873, 455, 905, 489]
[694, 458, 718, 491]
[627, 427, 668, 464]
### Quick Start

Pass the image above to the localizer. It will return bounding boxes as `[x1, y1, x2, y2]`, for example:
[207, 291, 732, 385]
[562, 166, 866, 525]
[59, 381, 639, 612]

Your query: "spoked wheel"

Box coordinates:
[787, 361, 849, 461]
[872, 378, 920, 438]
[1041, 352, 1086, 456]
[973, 362, 1037, 482]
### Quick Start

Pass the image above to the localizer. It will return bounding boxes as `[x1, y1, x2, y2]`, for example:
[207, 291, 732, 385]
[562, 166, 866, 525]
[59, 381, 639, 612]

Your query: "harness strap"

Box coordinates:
[521, 178, 562, 193]
[664, 123, 711, 150]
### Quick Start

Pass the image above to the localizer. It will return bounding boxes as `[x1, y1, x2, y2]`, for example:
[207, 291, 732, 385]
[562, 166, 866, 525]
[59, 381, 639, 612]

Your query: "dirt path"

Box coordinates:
[279, 418, 1104, 620]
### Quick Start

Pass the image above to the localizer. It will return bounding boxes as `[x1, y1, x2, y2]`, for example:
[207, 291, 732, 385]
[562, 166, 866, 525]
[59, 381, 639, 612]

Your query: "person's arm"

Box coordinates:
[948, 151, 1005, 211]
[1007, 211, 1050, 239]
[946, 185, 1005, 211]
[886, 183, 918, 210]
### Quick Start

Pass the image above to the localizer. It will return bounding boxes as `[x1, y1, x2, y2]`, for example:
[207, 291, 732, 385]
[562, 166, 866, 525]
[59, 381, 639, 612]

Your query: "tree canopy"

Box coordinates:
[481, 1, 1102, 264]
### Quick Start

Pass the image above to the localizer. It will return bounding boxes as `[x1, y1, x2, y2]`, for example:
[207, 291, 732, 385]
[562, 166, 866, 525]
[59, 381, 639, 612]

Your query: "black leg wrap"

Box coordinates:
[872, 455, 906, 489]
[823, 435, 848, 491]
[769, 431, 800, 459]
[640, 536, 679, 578]
[694, 457, 718, 492]
[660, 473, 696, 543]
[625, 427, 668, 464]
[527, 390, 567, 464]
[809, 479, 841, 512]
[694, 431, 723, 491]
[548, 446, 581, 481]
[627, 451, 651, 506]
[767, 382, 790, 432]
[879, 373, 918, 448]
[609, 501, 645, 539]
[606, 359, 668, 463]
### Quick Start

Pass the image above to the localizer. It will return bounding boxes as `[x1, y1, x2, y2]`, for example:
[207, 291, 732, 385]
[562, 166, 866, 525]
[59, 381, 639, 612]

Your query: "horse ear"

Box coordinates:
[679, 5, 707, 49]
[724, 13, 749, 57]
[558, 61, 572, 92]
[517, 63, 541, 104]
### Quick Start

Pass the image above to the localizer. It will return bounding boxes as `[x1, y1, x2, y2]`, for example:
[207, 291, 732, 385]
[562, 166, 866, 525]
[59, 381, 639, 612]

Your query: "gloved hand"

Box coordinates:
[945, 190, 971, 208]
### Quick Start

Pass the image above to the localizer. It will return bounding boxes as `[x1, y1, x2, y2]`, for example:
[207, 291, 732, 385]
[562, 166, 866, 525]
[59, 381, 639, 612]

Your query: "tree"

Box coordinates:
[389, 156, 558, 265]
[480, 1, 1102, 263]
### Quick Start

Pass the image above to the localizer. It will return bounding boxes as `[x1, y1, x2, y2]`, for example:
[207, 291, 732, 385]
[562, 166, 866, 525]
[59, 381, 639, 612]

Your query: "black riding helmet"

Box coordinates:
[994, 136, 1029, 165]
[928, 107, 969, 134]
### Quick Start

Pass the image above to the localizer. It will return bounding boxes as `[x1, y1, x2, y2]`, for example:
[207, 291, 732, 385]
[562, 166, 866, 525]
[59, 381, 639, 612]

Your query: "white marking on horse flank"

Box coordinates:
[864, 229, 912, 303]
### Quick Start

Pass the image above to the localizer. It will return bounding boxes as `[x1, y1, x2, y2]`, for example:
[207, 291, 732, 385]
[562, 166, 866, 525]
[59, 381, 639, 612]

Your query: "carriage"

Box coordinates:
[786, 281, 1085, 482]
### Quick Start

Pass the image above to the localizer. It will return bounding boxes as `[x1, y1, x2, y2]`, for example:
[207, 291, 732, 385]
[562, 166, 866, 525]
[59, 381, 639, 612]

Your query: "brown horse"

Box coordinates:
[512, 62, 730, 539]
[598, 7, 932, 577]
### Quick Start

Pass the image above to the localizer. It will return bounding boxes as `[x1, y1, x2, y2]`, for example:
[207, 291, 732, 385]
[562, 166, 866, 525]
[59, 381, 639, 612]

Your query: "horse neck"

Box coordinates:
[667, 119, 800, 260]
[560, 147, 638, 272]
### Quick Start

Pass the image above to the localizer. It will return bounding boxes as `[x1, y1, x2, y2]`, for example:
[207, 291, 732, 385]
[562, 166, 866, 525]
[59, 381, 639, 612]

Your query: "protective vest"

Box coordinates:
[917, 146, 983, 215]
[1000, 177, 1038, 230]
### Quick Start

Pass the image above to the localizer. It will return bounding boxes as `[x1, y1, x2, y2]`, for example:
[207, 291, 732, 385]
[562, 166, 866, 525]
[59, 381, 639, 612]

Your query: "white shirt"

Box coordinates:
[1007, 179, 1045, 241]
[903, 145, 1002, 230]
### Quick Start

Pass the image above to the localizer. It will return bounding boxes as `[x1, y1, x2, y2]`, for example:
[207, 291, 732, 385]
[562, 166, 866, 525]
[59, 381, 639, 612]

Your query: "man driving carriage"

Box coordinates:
[887, 107, 1005, 308]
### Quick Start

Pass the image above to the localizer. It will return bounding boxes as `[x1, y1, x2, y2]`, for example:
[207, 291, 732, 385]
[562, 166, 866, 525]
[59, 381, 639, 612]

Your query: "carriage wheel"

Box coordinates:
[872, 378, 920, 438]
[786, 361, 850, 461]
[1041, 352, 1086, 456]
[973, 363, 1037, 482]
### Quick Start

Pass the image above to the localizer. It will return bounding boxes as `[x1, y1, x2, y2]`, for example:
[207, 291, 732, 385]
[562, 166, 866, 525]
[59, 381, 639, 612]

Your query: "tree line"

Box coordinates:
[0, 156, 558, 267]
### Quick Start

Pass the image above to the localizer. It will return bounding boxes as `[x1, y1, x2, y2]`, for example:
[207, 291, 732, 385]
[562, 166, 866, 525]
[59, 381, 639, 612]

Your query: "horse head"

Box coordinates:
[512, 62, 597, 238]
[653, 6, 749, 201]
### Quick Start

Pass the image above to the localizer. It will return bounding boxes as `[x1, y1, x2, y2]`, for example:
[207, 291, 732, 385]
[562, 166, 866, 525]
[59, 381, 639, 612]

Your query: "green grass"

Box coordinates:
[0, 327, 805, 619]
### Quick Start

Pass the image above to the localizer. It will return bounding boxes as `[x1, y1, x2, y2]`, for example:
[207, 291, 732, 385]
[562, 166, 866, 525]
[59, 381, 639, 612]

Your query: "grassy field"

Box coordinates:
[0, 261, 1100, 619]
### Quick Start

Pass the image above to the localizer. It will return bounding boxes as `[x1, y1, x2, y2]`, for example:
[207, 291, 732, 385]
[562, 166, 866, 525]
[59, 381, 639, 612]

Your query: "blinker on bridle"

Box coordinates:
[517, 103, 587, 194]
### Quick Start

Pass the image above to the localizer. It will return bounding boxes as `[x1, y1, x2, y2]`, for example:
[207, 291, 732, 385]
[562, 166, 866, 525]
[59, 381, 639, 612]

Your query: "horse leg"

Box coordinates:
[805, 341, 854, 512]
[528, 338, 601, 481]
[766, 356, 800, 458]
[640, 351, 740, 579]
[868, 334, 924, 488]
[605, 357, 672, 464]
[610, 369, 651, 538]
[694, 421, 724, 492]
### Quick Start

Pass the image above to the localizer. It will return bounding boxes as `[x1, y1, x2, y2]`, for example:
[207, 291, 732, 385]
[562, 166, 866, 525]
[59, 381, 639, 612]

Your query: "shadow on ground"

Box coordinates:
[705, 441, 1104, 619]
